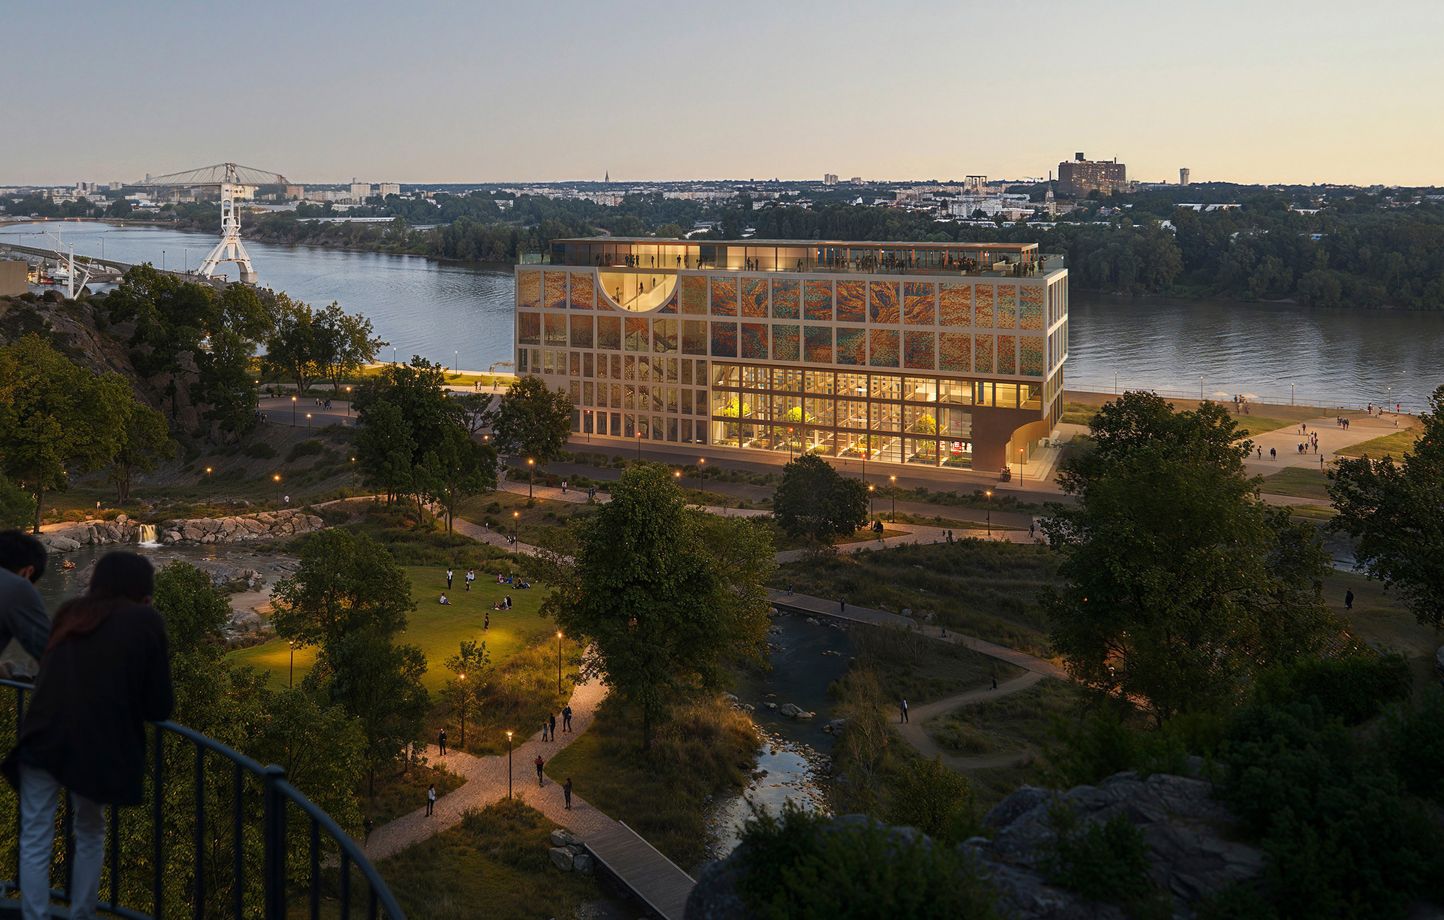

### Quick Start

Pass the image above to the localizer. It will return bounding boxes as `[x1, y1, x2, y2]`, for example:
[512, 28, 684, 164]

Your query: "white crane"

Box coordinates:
[135, 163, 289, 283]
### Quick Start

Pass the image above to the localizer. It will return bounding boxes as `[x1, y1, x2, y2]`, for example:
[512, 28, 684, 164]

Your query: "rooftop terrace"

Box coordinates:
[535, 237, 1062, 278]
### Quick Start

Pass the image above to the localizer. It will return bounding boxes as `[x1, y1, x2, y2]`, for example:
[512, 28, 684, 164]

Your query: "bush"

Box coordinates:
[1381, 690, 1444, 805]
[286, 439, 326, 463]
[884, 756, 977, 844]
[1256, 653, 1412, 725]
[243, 441, 277, 460]
[736, 804, 997, 920]
[1043, 808, 1156, 907]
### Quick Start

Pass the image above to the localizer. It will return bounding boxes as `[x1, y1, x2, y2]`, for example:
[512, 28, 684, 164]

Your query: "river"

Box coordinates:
[5, 221, 1443, 410]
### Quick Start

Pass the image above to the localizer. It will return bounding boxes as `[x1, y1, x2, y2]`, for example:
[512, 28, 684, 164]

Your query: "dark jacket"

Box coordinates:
[5, 601, 173, 805]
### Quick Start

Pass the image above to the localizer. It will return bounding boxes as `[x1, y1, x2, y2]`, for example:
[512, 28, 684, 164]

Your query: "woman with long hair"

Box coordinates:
[3, 551, 174, 920]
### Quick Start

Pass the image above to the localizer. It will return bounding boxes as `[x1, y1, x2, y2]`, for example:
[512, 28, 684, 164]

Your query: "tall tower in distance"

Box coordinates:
[1180, 167, 1191, 186]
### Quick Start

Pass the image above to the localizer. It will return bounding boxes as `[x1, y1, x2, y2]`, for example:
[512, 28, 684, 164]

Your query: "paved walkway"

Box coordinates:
[899, 672, 1047, 770]
[363, 677, 694, 919]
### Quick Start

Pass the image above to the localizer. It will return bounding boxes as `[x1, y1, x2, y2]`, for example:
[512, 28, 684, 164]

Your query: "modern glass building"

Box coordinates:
[514, 238, 1068, 473]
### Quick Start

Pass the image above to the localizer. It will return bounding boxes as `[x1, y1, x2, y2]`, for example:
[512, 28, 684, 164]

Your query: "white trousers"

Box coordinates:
[19, 765, 106, 920]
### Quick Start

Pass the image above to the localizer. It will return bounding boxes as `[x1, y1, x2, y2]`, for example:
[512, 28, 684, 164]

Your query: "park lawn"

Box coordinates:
[1259, 466, 1334, 501]
[377, 799, 617, 920]
[544, 695, 757, 869]
[852, 624, 1021, 705]
[924, 677, 1088, 758]
[1336, 425, 1422, 459]
[457, 490, 597, 551]
[1325, 569, 1440, 693]
[1060, 402, 1098, 426]
[227, 566, 554, 693]
[773, 541, 1058, 656]
[1232, 414, 1296, 438]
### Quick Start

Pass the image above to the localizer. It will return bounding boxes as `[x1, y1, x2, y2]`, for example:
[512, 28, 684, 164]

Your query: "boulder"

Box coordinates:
[778, 703, 815, 720]
[549, 829, 577, 848]
[572, 853, 594, 874]
[548, 847, 574, 871]
[823, 718, 847, 735]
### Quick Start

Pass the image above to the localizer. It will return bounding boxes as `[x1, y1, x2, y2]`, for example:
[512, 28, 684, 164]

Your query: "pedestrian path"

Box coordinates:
[898, 672, 1046, 771]
[362, 677, 695, 919]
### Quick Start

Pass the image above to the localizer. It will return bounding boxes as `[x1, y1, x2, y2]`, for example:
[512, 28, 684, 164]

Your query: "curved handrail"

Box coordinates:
[0, 677, 405, 919]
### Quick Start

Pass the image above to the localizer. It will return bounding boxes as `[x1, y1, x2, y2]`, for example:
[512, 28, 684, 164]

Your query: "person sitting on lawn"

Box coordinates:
[438, 593, 450, 605]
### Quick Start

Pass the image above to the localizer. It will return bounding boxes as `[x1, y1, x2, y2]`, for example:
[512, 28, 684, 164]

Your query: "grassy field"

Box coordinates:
[457, 491, 597, 552]
[1232, 414, 1297, 438]
[1324, 569, 1441, 693]
[773, 541, 1059, 655]
[367, 761, 465, 824]
[851, 624, 1021, 704]
[1336, 425, 1422, 459]
[1259, 466, 1334, 501]
[1059, 402, 1099, 426]
[377, 799, 617, 920]
[925, 677, 1088, 757]
[228, 565, 555, 693]
[543, 695, 757, 869]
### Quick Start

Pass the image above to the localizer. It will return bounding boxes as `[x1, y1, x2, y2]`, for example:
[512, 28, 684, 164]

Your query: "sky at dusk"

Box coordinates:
[3, 0, 1441, 187]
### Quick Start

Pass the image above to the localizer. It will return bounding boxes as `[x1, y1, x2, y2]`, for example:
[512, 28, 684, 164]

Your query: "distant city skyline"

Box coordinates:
[5, 0, 1441, 187]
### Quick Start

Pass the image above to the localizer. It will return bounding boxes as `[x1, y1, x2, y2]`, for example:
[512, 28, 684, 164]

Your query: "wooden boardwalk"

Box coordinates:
[583, 820, 695, 920]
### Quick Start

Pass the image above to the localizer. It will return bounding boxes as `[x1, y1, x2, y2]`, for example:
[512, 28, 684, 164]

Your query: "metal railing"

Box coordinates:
[524, 251, 1068, 278]
[0, 678, 404, 919]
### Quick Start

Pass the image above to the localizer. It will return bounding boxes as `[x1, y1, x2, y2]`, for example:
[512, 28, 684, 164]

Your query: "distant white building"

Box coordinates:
[349, 181, 373, 202]
[823, 173, 839, 185]
[377, 182, 401, 197]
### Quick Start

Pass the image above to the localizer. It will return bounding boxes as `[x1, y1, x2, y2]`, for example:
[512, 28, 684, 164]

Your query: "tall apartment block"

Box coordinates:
[514, 238, 1068, 473]
[1057, 152, 1127, 197]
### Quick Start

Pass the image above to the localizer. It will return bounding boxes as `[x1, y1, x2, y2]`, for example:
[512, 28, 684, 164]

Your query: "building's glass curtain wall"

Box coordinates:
[516, 238, 1068, 472]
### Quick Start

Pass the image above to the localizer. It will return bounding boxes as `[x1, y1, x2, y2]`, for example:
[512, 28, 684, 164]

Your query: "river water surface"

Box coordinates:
[5, 221, 1443, 410]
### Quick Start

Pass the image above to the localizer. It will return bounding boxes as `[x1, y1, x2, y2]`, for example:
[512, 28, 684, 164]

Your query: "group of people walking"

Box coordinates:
[0, 531, 175, 920]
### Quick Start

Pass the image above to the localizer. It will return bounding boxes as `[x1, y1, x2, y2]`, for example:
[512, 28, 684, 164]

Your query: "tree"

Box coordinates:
[492, 375, 573, 464]
[325, 628, 429, 795]
[772, 454, 869, 545]
[547, 465, 771, 749]
[312, 302, 384, 394]
[1328, 384, 1444, 629]
[107, 398, 172, 504]
[885, 756, 976, 844]
[1042, 391, 1336, 721]
[418, 423, 496, 532]
[263, 294, 320, 395]
[0, 335, 129, 531]
[443, 639, 491, 748]
[270, 529, 416, 649]
[0, 473, 35, 529]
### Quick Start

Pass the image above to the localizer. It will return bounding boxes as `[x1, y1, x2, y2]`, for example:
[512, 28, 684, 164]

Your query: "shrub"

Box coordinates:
[1256, 652, 1411, 725]
[1381, 690, 1444, 805]
[243, 441, 277, 460]
[1043, 807, 1156, 907]
[736, 804, 997, 920]
[286, 439, 326, 463]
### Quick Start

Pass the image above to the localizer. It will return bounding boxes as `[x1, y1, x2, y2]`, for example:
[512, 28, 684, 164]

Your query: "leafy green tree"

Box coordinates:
[312, 301, 384, 394]
[0, 473, 35, 529]
[107, 398, 172, 504]
[326, 628, 429, 795]
[418, 422, 497, 533]
[492, 375, 573, 465]
[884, 756, 976, 844]
[443, 639, 491, 748]
[263, 294, 320, 395]
[773, 454, 869, 545]
[548, 465, 771, 748]
[1043, 391, 1336, 721]
[354, 399, 415, 504]
[0, 335, 128, 531]
[1328, 384, 1444, 629]
[270, 529, 415, 648]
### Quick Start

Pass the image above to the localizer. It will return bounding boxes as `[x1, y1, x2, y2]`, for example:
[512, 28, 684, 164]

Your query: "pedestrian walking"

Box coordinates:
[549, 712, 557, 740]
[899, 698, 909, 724]
[562, 705, 572, 732]
[483, 611, 490, 631]
[445, 568, 454, 590]
[438, 727, 447, 756]
[563, 777, 573, 810]
[363, 816, 374, 844]
[991, 674, 998, 690]
[1345, 589, 1354, 611]
[535, 755, 545, 786]
[541, 719, 549, 742]
[839, 598, 845, 613]
[425, 784, 436, 816]
[3, 551, 173, 920]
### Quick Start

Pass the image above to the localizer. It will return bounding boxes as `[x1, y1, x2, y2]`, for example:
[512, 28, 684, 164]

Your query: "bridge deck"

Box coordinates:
[585, 820, 695, 920]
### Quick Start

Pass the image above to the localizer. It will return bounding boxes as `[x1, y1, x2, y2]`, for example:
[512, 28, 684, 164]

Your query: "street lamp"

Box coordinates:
[698, 457, 706, 490]
[868, 483, 875, 518]
[506, 731, 514, 799]
[272, 473, 281, 505]
[290, 394, 297, 426]
[345, 385, 352, 418]
[350, 456, 357, 489]
[985, 489, 993, 537]
[512, 510, 520, 552]
[204, 466, 213, 478]
[889, 474, 897, 523]
[636, 431, 643, 461]
[556, 631, 563, 694]
[458, 673, 467, 748]
[526, 457, 535, 498]
[454, 349, 458, 374]
[305, 412, 312, 428]
[288, 640, 295, 688]
[1018, 448, 1025, 484]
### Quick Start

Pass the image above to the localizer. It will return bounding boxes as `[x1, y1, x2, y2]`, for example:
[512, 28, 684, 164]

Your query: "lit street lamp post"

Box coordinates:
[288, 640, 295, 688]
[458, 673, 467, 748]
[305, 412, 312, 429]
[556, 631, 564, 694]
[290, 395, 297, 426]
[698, 457, 706, 491]
[345, 385, 352, 418]
[985, 489, 993, 537]
[273, 473, 281, 505]
[506, 731, 514, 799]
[512, 511, 520, 552]
[889, 474, 897, 523]
[868, 483, 875, 518]
[527, 458, 535, 498]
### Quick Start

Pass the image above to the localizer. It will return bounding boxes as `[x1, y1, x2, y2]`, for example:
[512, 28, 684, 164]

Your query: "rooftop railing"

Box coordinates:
[0, 677, 404, 920]
[524, 252, 1067, 278]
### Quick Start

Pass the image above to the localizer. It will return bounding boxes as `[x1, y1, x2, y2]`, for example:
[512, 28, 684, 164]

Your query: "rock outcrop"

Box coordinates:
[684, 773, 1265, 920]
[38, 509, 324, 553]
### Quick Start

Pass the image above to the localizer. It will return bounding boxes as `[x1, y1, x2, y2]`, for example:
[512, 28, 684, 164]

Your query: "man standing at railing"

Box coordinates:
[0, 531, 51, 675]
[3, 550, 174, 920]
